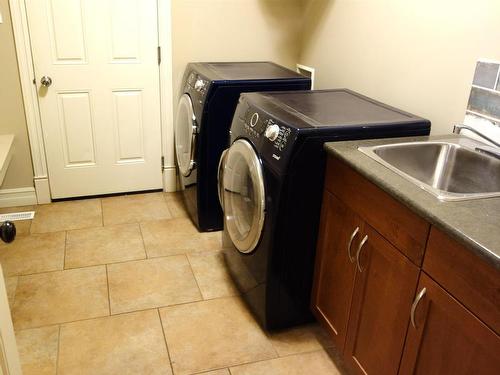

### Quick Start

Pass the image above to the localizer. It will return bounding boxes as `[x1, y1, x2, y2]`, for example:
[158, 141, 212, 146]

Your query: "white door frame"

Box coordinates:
[8, 0, 176, 204]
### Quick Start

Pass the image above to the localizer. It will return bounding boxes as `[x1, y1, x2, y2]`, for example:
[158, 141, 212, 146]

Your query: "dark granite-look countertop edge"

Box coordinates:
[324, 135, 500, 270]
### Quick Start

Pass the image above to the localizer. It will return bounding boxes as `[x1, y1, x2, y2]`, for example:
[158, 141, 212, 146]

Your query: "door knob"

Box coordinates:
[40, 76, 53, 87]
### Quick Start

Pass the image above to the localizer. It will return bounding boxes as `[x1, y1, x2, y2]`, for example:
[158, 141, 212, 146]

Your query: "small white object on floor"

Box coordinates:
[0, 211, 35, 222]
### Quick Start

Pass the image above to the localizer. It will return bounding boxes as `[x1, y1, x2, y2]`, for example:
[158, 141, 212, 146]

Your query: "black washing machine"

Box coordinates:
[175, 62, 311, 232]
[218, 89, 431, 330]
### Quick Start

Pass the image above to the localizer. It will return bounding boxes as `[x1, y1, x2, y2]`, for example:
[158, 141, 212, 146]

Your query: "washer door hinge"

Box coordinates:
[157, 46, 161, 65]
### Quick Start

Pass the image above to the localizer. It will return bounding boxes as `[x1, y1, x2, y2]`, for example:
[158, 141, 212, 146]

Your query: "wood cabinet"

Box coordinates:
[311, 192, 361, 351]
[344, 225, 419, 375]
[324, 156, 429, 265]
[399, 273, 500, 375]
[424, 228, 500, 335]
[313, 156, 500, 375]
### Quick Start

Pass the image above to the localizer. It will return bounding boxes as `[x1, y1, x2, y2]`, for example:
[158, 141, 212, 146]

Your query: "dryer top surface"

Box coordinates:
[199, 62, 305, 81]
[252, 89, 425, 129]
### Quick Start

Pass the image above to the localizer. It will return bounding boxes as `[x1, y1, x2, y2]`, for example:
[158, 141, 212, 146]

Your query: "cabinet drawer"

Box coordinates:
[325, 156, 429, 265]
[423, 227, 500, 335]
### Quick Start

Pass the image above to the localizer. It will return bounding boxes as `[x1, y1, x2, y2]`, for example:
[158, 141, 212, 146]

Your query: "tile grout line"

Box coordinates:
[8, 249, 219, 278]
[27, 219, 33, 236]
[100, 198, 104, 227]
[13, 295, 238, 333]
[190, 367, 232, 375]
[137, 222, 150, 260]
[63, 231, 68, 270]
[161, 191, 174, 219]
[268, 331, 280, 358]
[55, 324, 61, 375]
[224, 348, 331, 373]
[9, 276, 19, 308]
[185, 254, 204, 300]
[157, 308, 175, 375]
[12, 263, 108, 278]
[105, 264, 111, 316]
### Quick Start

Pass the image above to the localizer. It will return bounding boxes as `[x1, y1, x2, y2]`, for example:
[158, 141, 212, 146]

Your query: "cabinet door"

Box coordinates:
[399, 273, 500, 375]
[311, 192, 361, 351]
[344, 225, 420, 375]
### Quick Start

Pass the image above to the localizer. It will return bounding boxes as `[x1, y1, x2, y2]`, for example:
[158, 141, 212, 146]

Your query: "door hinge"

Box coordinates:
[157, 46, 161, 65]
[161, 156, 165, 171]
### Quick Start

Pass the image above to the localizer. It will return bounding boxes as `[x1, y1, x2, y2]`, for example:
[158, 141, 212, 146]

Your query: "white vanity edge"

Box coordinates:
[0, 135, 15, 186]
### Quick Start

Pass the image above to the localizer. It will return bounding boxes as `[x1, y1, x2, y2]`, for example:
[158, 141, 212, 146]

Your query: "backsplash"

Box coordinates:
[465, 60, 500, 127]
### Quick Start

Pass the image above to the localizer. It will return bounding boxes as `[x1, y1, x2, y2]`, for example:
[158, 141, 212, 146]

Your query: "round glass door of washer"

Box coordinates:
[221, 139, 266, 254]
[175, 94, 197, 177]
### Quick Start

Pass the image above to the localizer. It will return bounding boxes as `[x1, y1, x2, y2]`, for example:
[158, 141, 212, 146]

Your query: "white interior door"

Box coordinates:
[26, 0, 163, 198]
[0, 266, 22, 375]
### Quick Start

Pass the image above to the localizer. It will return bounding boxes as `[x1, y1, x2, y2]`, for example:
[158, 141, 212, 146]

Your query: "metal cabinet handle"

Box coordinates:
[40, 76, 52, 87]
[410, 287, 427, 329]
[347, 227, 359, 263]
[355, 235, 368, 272]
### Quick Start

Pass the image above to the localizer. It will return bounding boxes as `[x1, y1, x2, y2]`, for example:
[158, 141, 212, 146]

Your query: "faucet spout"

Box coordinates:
[453, 124, 500, 148]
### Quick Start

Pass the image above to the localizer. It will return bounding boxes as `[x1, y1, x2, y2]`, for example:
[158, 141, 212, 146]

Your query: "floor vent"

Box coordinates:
[0, 211, 35, 221]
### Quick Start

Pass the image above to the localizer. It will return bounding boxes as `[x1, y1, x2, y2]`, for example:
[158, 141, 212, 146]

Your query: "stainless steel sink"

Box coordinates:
[358, 140, 500, 201]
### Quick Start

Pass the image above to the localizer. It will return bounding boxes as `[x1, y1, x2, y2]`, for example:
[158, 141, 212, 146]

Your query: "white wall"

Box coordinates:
[0, 0, 34, 190]
[172, 0, 304, 103]
[299, 0, 500, 134]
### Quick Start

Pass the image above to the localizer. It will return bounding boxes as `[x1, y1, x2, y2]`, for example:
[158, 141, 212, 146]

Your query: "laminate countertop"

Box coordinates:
[324, 134, 500, 269]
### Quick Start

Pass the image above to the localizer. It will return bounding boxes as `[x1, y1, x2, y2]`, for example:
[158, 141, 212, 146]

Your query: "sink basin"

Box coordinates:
[358, 140, 500, 201]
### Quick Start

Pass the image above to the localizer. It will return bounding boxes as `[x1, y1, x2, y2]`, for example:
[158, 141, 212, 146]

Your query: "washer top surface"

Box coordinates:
[256, 89, 419, 128]
[205, 62, 304, 80]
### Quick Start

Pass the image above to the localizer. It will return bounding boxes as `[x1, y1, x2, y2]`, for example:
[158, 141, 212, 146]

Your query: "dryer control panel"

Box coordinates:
[268, 122, 292, 152]
[186, 71, 210, 100]
[243, 110, 292, 152]
[242, 109, 265, 139]
[231, 100, 299, 175]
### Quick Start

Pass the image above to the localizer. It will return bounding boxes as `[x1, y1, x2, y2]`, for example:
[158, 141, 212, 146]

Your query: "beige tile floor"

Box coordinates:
[1, 192, 342, 375]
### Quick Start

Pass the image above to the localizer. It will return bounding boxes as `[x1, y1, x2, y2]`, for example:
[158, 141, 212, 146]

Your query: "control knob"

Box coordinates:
[264, 124, 280, 142]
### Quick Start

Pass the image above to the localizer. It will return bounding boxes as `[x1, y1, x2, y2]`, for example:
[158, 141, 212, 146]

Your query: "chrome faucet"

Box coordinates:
[453, 124, 500, 148]
[453, 124, 500, 159]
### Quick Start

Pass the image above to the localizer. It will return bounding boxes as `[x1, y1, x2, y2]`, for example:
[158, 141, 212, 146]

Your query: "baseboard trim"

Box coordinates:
[34, 177, 51, 204]
[0, 187, 37, 208]
[162, 166, 177, 192]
